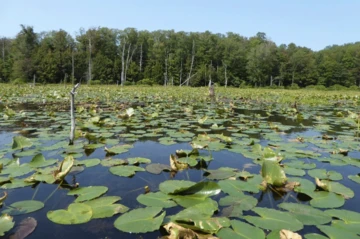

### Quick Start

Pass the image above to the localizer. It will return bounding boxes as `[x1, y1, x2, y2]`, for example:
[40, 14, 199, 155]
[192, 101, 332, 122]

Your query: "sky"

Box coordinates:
[1, 0, 359, 51]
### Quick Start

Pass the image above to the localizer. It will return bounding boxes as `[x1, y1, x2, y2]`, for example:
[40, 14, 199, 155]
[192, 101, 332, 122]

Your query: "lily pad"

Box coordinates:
[145, 163, 171, 174]
[315, 178, 354, 198]
[170, 181, 221, 197]
[109, 165, 145, 177]
[137, 192, 177, 208]
[28, 153, 57, 168]
[74, 158, 100, 167]
[47, 203, 92, 225]
[82, 196, 129, 219]
[12, 136, 32, 150]
[309, 191, 345, 208]
[9, 217, 37, 239]
[67, 186, 108, 202]
[348, 174, 360, 184]
[308, 169, 343, 180]
[114, 207, 165, 233]
[127, 157, 151, 164]
[105, 144, 133, 155]
[0, 214, 14, 236]
[159, 180, 196, 194]
[261, 160, 287, 186]
[219, 193, 258, 211]
[278, 203, 332, 225]
[244, 207, 303, 231]
[2, 200, 44, 215]
[219, 179, 260, 195]
[205, 168, 237, 180]
[317, 225, 359, 239]
[217, 219, 265, 239]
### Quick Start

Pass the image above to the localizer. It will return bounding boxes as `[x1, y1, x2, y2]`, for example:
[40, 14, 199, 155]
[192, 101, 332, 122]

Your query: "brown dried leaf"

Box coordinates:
[279, 229, 302, 239]
[169, 154, 188, 171]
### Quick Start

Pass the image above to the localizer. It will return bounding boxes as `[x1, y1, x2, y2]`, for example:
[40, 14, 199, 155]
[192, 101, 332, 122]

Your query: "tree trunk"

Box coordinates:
[224, 63, 228, 87]
[69, 83, 80, 145]
[88, 37, 92, 85]
[179, 59, 183, 86]
[139, 43, 143, 72]
[164, 53, 168, 86]
[121, 40, 126, 86]
[33, 74, 36, 87]
[270, 75, 273, 86]
[124, 43, 136, 83]
[187, 40, 195, 86]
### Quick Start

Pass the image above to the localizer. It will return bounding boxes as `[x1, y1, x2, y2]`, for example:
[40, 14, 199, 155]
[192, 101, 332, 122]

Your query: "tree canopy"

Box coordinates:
[1, 25, 360, 87]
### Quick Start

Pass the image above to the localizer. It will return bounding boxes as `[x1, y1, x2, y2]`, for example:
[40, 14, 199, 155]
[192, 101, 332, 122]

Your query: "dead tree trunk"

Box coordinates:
[224, 63, 228, 87]
[139, 43, 143, 72]
[125, 44, 136, 83]
[186, 40, 195, 86]
[209, 83, 215, 98]
[88, 37, 92, 85]
[69, 83, 80, 145]
[121, 40, 126, 86]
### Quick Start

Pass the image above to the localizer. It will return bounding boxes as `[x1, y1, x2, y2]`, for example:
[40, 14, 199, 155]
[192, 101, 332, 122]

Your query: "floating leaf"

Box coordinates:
[9, 217, 37, 239]
[109, 165, 145, 177]
[217, 220, 266, 239]
[159, 180, 196, 194]
[82, 196, 128, 219]
[67, 186, 108, 202]
[28, 153, 57, 168]
[12, 136, 32, 150]
[219, 193, 257, 211]
[137, 192, 177, 208]
[325, 209, 360, 225]
[2, 200, 44, 215]
[171, 200, 218, 221]
[145, 163, 171, 174]
[114, 207, 165, 233]
[315, 178, 354, 198]
[244, 207, 303, 231]
[304, 233, 328, 239]
[261, 160, 287, 186]
[170, 181, 221, 198]
[74, 158, 100, 167]
[205, 168, 236, 180]
[127, 157, 151, 164]
[0, 164, 33, 177]
[104, 144, 133, 155]
[0, 214, 14, 236]
[1, 179, 34, 189]
[348, 174, 360, 184]
[283, 166, 306, 176]
[278, 203, 332, 225]
[100, 158, 127, 167]
[180, 217, 230, 234]
[317, 225, 359, 239]
[309, 191, 345, 208]
[47, 203, 92, 225]
[218, 179, 260, 195]
[308, 169, 343, 180]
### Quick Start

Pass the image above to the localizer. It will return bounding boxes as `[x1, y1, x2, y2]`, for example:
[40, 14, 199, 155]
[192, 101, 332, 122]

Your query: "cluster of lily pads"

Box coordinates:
[0, 85, 359, 238]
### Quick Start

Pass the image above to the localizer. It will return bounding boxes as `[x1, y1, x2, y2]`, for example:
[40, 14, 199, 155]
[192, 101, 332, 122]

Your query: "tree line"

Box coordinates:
[0, 25, 360, 88]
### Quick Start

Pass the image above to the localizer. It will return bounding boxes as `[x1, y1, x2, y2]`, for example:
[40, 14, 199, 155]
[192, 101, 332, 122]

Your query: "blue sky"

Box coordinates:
[1, 0, 359, 51]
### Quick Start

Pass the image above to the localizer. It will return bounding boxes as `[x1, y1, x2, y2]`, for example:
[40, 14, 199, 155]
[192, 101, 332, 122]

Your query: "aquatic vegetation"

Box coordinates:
[0, 85, 359, 238]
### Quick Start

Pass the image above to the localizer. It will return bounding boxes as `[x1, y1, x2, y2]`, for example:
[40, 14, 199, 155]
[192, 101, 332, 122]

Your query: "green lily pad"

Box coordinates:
[348, 174, 360, 184]
[137, 192, 177, 208]
[217, 219, 265, 239]
[47, 203, 92, 225]
[74, 158, 100, 167]
[67, 186, 108, 202]
[114, 207, 165, 233]
[244, 207, 303, 231]
[288, 177, 316, 194]
[0, 214, 14, 236]
[2, 200, 44, 215]
[82, 196, 129, 219]
[325, 209, 360, 225]
[219, 179, 260, 195]
[283, 166, 306, 176]
[28, 153, 57, 168]
[159, 180, 196, 194]
[219, 193, 258, 211]
[317, 225, 359, 239]
[171, 200, 218, 221]
[0, 164, 33, 177]
[12, 136, 33, 150]
[205, 168, 237, 180]
[304, 233, 328, 239]
[145, 163, 171, 174]
[100, 158, 127, 167]
[278, 203, 332, 225]
[308, 169, 343, 180]
[170, 181, 221, 197]
[331, 220, 360, 235]
[309, 191, 345, 208]
[127, 157, 151, 164]
[105, 144, 133, 155]
[109, 165, 145, 177]
[283, 160, 316, 169]
[316, 179, 354, 198]
[1, 179, 35, 189]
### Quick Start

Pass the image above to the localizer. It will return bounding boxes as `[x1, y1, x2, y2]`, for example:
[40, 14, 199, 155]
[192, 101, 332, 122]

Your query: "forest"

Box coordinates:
[1, 25, 360, 88]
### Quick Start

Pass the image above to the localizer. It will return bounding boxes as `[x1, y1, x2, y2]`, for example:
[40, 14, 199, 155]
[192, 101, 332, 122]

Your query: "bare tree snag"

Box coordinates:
[125, 44, 136, 83]
[186, 40, 195, 86]
[121, 39, 126, 86]
[139, 43, 143, 72]
[209, 82, 215, 98]
[71, 49, 75, 85]
[223, 62, 228, 87]
[88, 37, 92, 85]
[69, 83, 80, 145]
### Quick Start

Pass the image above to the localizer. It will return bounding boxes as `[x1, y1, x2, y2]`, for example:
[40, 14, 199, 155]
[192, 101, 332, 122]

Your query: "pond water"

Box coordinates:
[0, 100, 359, 239]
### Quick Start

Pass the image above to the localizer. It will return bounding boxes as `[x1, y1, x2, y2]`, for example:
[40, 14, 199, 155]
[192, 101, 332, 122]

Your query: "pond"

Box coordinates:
[0, 86, 360, 239]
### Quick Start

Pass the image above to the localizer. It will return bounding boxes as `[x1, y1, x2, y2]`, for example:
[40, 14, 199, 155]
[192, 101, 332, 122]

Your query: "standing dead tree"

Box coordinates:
[120, 39, 136, 86]
[69, 83, 80, 145]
